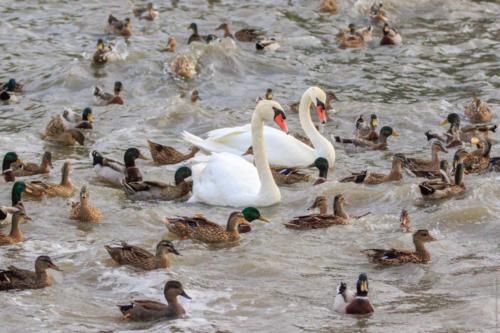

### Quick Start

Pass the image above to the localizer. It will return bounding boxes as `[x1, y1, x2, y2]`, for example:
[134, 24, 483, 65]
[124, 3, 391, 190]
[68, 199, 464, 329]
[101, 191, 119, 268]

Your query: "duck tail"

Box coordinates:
[93, 86, 102, 97]
[334, 136, 353, 144]
[419, 182, 435, 196]
[121, 179, 136, 195]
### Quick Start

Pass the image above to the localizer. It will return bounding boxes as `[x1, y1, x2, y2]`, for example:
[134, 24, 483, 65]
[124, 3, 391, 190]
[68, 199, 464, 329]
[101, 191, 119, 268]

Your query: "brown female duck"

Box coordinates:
[147, 140, 199, 165]
[42, 117, 85, 146]
[0, 255, 62, 291]
[119, 280, 190, 321]
[355, 114, 379, 142]
[123, 166, 192, 201]
[133, 2, 158, 21]
[216, 23, 263, 42]
[2, 152, 23, 182]
[335, 126, 399, 150]
[106, 240, 180, 270]
[340, 153, 404, 184]
[165, 208, 266, 243]
[320, 0, 337, 13]
[461, 137, 491, 174]
[339, 24, 373, 49]
[369, 2, 388, 22]
[107, 15, 132, 38]
[402, 140, 448, 175]
[399, 209, 412, 233]
[12, 151, 53, 177]
[70, 186, 102, 223]
[363, 229, 437, 265]
[160, 36, 177, 52]
[464, 96, 492, 123]
[0, 211, 27, 246]
[27, 161, 74, 198]
[94, 81, 124, 105]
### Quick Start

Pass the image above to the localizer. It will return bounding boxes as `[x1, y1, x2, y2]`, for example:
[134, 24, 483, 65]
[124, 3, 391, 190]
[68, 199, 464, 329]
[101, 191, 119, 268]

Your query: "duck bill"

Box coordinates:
[316, 105, 327, 124]
[257, 216, 270, 223]
[138, 153, 149, 160]
[274, 114, 289, 134]
[16, 158, 24, 166]
[392, 130, 400, 137]
[428, 235, 437, 242]
[440, 119, 449, 125]
[371, 119, 379, 127]
[49, 263, 63, 271]
[180, 291, 192, 299]
[470, 137, 480, 145]
[172, 248, 182, 256]
[87, 114, 94, 123]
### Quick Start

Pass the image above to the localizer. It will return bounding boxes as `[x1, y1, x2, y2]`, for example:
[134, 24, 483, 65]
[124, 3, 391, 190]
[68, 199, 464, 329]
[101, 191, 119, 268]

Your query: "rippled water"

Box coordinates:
[1, 0, 499, 332]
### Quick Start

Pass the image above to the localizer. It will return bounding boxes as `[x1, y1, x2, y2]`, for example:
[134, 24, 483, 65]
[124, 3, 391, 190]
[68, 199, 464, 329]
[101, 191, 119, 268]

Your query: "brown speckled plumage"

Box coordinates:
[106, 240, 180, 270]
[147, 140, 199, 165]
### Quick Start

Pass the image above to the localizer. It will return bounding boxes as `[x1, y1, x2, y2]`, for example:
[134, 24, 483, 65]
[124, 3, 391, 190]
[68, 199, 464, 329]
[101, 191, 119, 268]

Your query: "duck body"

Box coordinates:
[12, 152, 53, 177]
[335, 126, 398, 151]
[339, 273, 374, 315]
[0, 256, 61, 291]
[92, 151, 125, 186]
[402, 141, 447, 175]
[334, 282, 355, 313]
[94, 83, 124, 105]
[147, 140, 199, 165]
[256, 38, 280, 51]
[0, 211, 26, 245]
[106, 240, 180, 270]
[133, 3, 158, 21]
[70, 186, 102, 223]
[419, 153, 466, 200]
[170, 55, 197, 79]
[107, 15, 131, 37]
[92, 39, 121, 64]
[123, 180, 192, 201]
[43, 116, 85, 146]
[380, 23, 402, 45]
[28, 161, 74, 198]
[1, 182, 27, 226]
[340, 154, 404, 184]
[461, 139, 491, 174]
[216, 23, 263, 42]
[464, 97, 492, 123]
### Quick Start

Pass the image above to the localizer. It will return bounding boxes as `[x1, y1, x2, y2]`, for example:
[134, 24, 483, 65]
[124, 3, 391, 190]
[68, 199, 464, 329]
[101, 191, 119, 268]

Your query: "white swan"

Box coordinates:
[182, 87, 335, 168]
[188, 100, 288, 207]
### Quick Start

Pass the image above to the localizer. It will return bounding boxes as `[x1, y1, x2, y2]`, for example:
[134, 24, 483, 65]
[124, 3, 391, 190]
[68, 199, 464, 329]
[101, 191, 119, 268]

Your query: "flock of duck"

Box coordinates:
[1, 0, 498, 323]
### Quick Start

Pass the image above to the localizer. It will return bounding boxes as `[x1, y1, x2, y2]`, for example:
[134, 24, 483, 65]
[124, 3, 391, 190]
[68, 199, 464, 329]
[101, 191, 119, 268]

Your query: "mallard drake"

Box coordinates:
[107, 15, 132, 38]
[380, 23, 402, 45]
[27, 161, 74, 198]
[0, 255, 62, 291]
[335, 126, 399, 150]
[147, 140, 199, 165]
[2, 79, 23, 93]
[489, 157, 500, 172]
[464, 96, 492, 123]
[0, 211, 27, 246]
[340, 153, 404, 184]
[1, 181, 28, 226]
[170, 55, 197, 79]
[289, 91, 337, 114]
[123, 166, 192, 201]
[119, 280, 190, 321]
[320, 0, 337, 13]
[402, 140, 448, 176]
[70, 186, 102, 223]
[335, 273, 374, 314]
[2, 152, 23, 182]
[442, 113, 496, 142]
[400, 209, 412, 233]
[92, 39, 121, 64]
[285, 194, 361, 230]
[363, 229, 436, 265]
[272, 157, 329, 186]
[106, 240, 180, 270]
[94, 81, 124, 105]
[460, 137, 491, 174]
[165, 208, 267, 243]
[418, 150, 467, 199]
[256, 38, 280, 51]
[187, 23, 215, 44]
[12, 151, 53, 177]
[369, 2, 388, 22]
[62, 107, 93, 129]
[355, 114, 379, 142]
[133, 2, 158, 20]
[160, 36, 177, 52]
[215, 23, 263, 42]
[92, 148, 147, 185]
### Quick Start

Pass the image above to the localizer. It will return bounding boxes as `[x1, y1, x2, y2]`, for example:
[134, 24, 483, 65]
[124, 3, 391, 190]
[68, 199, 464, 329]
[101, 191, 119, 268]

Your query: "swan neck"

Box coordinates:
[298, 94, 323, 149]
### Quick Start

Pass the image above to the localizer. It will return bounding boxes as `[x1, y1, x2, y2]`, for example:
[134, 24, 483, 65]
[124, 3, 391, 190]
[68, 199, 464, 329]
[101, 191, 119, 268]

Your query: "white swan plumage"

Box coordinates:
[182, 87, 335, 168]
[188, 100, 288, 207]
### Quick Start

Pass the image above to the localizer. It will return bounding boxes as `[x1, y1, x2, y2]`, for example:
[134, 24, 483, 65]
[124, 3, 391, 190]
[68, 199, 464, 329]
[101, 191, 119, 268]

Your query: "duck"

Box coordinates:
[27, 161, 74, 198]
[464, 96, 492, 123]
[184, 101, 288, 207]
[1, 181, 28, 226]
[107, 15, 132, 37]
[400, 209, 412, 233]
[147, 140, 199, 165]
[0, 211, 27, 246]
[256, 88, 273, 103]
[106, 240, 180, 270]
[12, 151, 53, 177]
[340, 153, 404, 184]
[0, 255, 62, 291]
[380, 23, 402, 45]
[92, 39, 121, 64]
[335, 126, 399, 151]
[182, 87, 335, 168]
[123, 166, 192, 201]
[256, 38, 280, 51]
[170, 55, 197, 79]
[70, 186, 102, 223]
[187, 23, 215, 44]
[285, 194, 359, 230]
[118, 280, 190, 321]
[2, 78, 23, 93]
[165, 207, 267, 243]
[274, 157, 329, 186]
[337, 273, 375, 314]
[2, 152, 23, 182]
[320, 0, 337, 13]
[289, 90, 337, 114]
[369, 2, 388, 22]
[401, 140, 448, 175]
[42, 117, 85, 146]
[92, 148, 148, 186]
[190, 90, 200, 103]
[215, 23, 263, 42]
[461, 137, 491, 174]
[426, 113, 496, 145]
[0, 79, 20, 103]
[418, 150, 467, 199]
[94, 81, 124, 105]
[355, 114, 379, 142]
[160, 36, 177, 52]
[62, 107, 94, 129]
[133, 2, 158, 21]
[363, 229, 437, 265]
[489, 157, 500, 172]
[338, 24, 372, 49]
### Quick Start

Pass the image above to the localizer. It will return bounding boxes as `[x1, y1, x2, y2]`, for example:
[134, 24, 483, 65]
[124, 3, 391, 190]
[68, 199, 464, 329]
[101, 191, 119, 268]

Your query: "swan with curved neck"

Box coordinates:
[189, 100, 287, 207]
[181, 87, 335, 168]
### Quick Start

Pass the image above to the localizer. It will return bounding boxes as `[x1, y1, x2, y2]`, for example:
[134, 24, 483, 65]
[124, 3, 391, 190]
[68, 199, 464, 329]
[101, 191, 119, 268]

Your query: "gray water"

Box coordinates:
[1, 0, 499, 332]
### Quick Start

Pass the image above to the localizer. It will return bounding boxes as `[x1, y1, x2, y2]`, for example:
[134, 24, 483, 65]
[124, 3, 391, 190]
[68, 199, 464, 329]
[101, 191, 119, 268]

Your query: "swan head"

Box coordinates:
[256, 100, 288, 134]
[306, 87, 328, 124]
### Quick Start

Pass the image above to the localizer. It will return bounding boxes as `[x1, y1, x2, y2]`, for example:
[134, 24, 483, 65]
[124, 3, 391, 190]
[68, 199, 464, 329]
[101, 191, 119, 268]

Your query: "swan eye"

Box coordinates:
[272, 107, 286, 120]
[316, 98, 325, 110]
